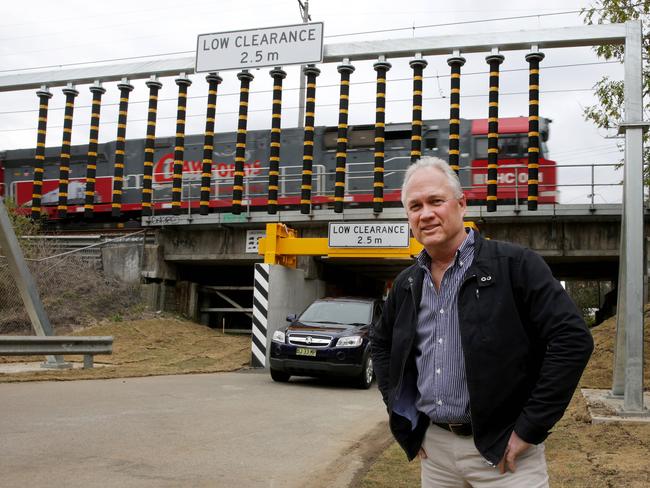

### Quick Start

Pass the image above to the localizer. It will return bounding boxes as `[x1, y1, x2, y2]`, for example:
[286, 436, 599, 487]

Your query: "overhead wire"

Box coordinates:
[0, 7, 616, 74]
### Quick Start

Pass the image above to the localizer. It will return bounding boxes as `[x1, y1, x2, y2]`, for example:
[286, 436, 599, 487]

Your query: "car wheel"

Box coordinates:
[357, 354, 374, 389]
[270, 368, 290, 383]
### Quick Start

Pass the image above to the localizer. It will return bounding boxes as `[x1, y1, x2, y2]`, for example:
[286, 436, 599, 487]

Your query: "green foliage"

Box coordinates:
[2, 197, 40, 237]
[581, 1, 650, 171]
[565, 280, 613, 326]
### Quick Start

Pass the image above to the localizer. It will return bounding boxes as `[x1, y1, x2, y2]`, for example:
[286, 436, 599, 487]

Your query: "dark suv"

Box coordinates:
[269, 297, 382, 389]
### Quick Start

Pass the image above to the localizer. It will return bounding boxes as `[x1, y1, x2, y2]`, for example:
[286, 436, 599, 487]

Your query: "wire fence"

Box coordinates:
[0, 231, 146, 335]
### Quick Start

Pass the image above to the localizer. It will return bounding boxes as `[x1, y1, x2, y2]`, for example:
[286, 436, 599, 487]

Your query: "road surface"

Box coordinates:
[0, 371, 390, 488]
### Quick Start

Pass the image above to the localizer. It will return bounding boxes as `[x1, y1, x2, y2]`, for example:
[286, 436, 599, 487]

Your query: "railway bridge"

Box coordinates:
[138, 203, 647, 364]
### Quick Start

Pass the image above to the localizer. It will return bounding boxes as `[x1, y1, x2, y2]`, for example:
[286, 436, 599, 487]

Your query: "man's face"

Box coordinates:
[403, 167, 467, 252]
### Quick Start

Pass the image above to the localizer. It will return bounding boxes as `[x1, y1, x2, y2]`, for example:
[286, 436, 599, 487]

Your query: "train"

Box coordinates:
[0, 116, 556, 221]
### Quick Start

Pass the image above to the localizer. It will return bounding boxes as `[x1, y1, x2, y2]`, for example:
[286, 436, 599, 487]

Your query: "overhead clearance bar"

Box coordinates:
[257, 222, 478, 265]
[0, 24, 628, 91]
[0, 23, 632, 217]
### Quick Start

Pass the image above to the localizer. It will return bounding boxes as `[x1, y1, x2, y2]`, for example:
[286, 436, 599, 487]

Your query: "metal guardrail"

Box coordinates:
[144, 161, 622, 213]
[0, 336, 113, 368]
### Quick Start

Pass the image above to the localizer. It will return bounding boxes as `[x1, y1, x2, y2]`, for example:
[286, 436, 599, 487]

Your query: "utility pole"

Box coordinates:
[297, 0, 311, 128]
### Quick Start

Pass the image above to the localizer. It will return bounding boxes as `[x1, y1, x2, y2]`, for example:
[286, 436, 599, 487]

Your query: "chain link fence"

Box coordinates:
[0, 229, 146, 335]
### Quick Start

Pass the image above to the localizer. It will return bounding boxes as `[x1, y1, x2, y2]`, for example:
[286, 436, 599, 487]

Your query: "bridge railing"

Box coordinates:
[142, 161, 622, 211]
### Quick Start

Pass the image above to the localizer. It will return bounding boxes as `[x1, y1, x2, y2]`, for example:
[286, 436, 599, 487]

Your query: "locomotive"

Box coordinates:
[0, 116, 555, 220]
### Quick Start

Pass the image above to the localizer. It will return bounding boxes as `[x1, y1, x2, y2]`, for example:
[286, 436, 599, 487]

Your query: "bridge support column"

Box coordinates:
[251, 263, 325, 369]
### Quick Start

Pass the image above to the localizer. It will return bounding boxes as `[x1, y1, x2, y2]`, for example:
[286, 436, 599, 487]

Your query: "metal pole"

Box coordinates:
[590, 163, 595, 208]
[297, 0, 310, 128]
[0, 198, 67, 367]
[622, 20, 645, 413]
[514, 167, 520, 211]
[612, 210, 626, 396]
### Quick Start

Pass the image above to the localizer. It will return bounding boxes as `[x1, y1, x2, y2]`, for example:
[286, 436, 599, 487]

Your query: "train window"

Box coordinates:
[349, 128, 375, 149]
[385, 130, 411, 142]
[474, 137, 488, 158]
[474, 136, 526, 159]
[123, 174, 142, 189]
[323, 129, 339, 150]
[499, 136, 523, 157]
[423, 129, 438, 151]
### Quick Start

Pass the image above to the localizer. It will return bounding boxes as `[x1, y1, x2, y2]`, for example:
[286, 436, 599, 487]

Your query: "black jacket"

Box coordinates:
[370, 233, 593, 464]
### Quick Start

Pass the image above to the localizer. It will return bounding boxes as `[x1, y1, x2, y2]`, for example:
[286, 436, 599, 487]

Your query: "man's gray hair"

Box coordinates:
[401, 157, 463, 206]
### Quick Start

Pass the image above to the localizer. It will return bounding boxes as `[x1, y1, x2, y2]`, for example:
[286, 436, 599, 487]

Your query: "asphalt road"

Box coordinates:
[0, 371, 390, 488]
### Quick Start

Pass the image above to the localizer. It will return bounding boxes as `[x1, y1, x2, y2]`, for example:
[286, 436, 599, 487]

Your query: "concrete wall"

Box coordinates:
[481, 220, 622, 258]
[160, 227, 255, 262]
[102, 243, 142, 283]
[140, 281, 176, 312]
[141, 244, 177, 281]
[265, 265, 326, 365]
[176, 281, 199, 320]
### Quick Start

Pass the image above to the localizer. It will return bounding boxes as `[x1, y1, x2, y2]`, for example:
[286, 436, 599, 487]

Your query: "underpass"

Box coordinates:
[134, 202, 648, 370]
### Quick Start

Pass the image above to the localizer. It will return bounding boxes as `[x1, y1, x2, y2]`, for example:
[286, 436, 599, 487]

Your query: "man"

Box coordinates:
[370, 157, 593, 487]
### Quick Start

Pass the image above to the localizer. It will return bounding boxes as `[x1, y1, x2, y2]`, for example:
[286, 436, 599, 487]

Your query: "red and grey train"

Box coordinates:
[0, 116, 555, 220]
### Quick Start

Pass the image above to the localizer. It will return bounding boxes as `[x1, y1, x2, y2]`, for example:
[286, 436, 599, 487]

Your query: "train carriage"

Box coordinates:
[0, 116, 555, 220]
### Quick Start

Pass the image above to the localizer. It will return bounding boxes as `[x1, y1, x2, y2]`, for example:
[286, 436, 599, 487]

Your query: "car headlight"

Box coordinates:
[272, 330, 286, 343]
[336, 335, 363, 348]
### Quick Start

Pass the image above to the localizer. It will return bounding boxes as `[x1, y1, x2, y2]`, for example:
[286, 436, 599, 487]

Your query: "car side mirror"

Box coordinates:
[286, 314, 297, 322]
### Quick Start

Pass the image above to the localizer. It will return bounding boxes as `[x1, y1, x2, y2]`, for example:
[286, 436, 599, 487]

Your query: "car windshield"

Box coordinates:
[299, 301, 372, 325]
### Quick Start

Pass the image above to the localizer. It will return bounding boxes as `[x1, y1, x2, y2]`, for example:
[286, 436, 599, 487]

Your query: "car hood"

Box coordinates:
[286, 321, 367, 336]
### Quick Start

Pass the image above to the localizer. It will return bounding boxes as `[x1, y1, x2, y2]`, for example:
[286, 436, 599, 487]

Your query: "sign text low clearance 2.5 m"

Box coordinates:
[196, 23, 323, 72]
[328, 222, 410, 248]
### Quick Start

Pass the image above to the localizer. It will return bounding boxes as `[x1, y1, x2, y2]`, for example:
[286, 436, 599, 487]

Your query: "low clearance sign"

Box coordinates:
[196, 23, 323, 72]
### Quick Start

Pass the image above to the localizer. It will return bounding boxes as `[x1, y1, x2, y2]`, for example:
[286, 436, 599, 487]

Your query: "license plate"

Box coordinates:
[296, 347, 317, 357]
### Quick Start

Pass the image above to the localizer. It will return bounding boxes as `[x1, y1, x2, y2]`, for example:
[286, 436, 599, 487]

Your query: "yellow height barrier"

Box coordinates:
[258, 222, 478, 266]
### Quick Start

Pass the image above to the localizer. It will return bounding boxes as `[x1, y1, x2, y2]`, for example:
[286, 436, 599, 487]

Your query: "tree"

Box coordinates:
[581, 1, 650, 171]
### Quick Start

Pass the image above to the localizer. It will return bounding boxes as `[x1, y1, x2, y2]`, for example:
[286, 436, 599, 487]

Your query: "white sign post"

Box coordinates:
[196, 23, 324, 72]
[328, 222, 410, 248]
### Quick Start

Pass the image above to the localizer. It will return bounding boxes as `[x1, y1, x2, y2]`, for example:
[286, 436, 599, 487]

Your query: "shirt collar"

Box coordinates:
[416, 228, 475, 271]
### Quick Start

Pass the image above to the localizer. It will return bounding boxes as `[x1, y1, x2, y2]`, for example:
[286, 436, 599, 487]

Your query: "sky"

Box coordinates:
[0, 0, 629, 204]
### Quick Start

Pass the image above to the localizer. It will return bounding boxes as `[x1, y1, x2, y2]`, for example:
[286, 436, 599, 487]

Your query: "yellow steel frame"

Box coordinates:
[258, 222, 478, 267]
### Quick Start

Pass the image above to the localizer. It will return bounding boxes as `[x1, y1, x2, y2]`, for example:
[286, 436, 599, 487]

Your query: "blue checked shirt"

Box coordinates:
[414, 229, 475, 423]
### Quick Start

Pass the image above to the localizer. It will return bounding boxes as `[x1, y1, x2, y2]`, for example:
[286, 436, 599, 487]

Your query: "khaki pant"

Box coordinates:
[420, 424, 549, 488]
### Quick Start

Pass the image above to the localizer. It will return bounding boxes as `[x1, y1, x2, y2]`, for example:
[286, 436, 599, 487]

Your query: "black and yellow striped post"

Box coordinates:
[56, 84, 79, 219]
[485, 51, 504, 212]
[83, 82, 106, 218]
[334, 61, 354, 213]
[373, 59, 391, 214]
[232, 70, 254, 215]
[526, 50, 544, 211]
[199, 73, 222, 216]
[31, 86, 53, 220]
[447, 53, 466, 174]
[171, 74, 192, 216]
[409, 56, 427, 164]
[267, 67, 286, 215]
[300, 65, 320, 215]
[141, 76, 162, 217]
[111, 79, 134, 218]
